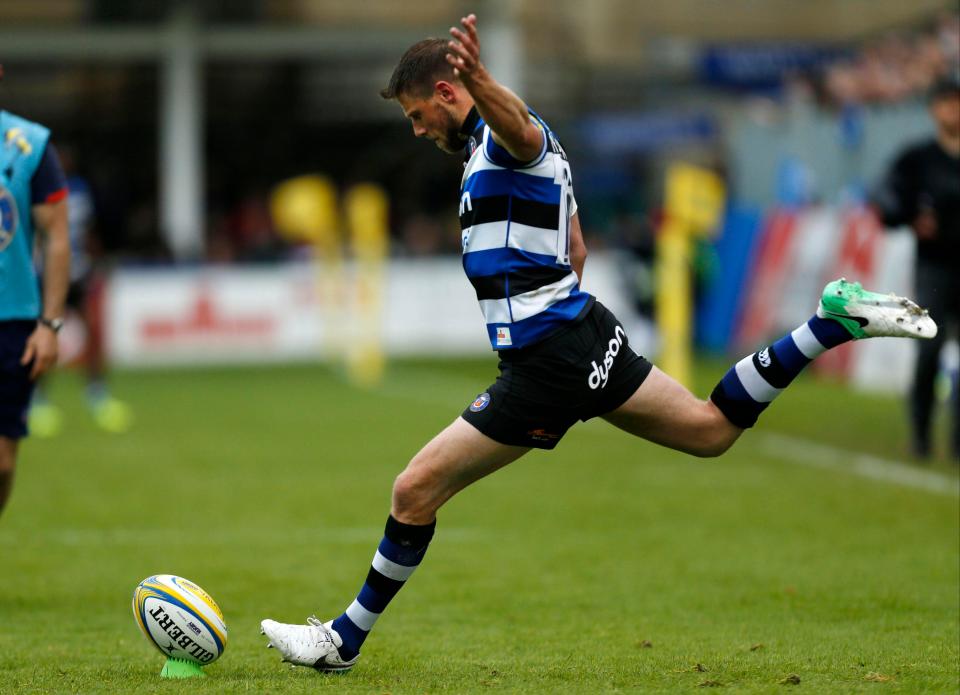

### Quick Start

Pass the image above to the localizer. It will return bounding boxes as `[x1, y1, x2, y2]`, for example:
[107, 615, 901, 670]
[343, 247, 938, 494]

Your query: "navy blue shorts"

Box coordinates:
[0, 320, 36, 439]
[462, 301, 653, 449]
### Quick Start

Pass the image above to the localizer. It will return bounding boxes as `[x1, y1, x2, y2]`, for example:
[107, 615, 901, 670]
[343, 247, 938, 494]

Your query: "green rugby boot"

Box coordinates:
[817, 278, 938, 340]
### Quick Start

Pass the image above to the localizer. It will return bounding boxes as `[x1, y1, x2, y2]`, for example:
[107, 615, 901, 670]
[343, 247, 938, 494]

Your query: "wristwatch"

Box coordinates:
[38, 316, 64, 334]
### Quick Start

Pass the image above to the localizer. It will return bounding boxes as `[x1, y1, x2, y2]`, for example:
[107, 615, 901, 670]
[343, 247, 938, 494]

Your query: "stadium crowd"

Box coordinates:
[804, 13, 959, 105]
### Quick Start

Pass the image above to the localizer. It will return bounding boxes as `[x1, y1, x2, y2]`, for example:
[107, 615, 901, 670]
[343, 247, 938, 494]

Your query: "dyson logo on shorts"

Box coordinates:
[588, 325, 626, 390]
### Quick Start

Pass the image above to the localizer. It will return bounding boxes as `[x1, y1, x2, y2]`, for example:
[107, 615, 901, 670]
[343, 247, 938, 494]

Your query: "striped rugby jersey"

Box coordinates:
[458, 107, 593, 350]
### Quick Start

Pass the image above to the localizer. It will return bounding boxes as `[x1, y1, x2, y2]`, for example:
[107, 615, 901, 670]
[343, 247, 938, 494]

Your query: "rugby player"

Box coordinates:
[260, 15, 938, 672]
[0, 65, 71, 516]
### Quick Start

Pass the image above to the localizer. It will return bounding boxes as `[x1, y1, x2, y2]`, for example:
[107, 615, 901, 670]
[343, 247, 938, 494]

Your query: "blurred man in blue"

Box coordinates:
[874, 75, 960, 461]
[0, 65, 71, 516]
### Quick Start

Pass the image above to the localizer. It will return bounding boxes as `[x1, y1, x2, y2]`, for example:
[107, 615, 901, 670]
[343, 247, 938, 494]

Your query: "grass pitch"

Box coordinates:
[1, 359, 957, 694]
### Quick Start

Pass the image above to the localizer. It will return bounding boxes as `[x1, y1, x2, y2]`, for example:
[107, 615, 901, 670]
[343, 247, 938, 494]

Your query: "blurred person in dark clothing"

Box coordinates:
[29, 146, 133, 436]
[873, 75, 960, 460]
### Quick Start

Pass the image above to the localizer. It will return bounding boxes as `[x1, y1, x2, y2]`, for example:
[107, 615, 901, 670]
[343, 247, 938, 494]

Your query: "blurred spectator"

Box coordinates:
[872, 75, 960, 460]
[30, 146, 133, 436]
[811, 13, 958, 106]
[209, 188, 287, 263]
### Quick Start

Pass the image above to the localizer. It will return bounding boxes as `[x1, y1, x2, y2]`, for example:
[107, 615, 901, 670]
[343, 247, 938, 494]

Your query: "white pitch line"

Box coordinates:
[757, 433, 960, 498]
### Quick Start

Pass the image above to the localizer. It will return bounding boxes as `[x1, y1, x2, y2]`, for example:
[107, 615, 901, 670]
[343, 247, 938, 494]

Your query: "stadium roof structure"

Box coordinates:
[0, 0, 952, 259]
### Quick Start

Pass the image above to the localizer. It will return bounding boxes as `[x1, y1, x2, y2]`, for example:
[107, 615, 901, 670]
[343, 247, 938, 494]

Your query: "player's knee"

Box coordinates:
[696, 424, 739, 457]
[684, 412, 737, 458]
[688, 435, 733, 458]
[685, 403, 740, 457]
[391, 466, 438, 522]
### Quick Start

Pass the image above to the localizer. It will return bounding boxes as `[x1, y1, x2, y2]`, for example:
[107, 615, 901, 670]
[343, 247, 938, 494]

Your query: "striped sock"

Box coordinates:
[710, 315, 852, 428]
[330, 515, 435, 660]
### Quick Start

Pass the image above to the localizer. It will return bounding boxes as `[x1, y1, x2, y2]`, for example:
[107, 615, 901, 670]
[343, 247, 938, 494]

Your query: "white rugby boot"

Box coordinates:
[260, 616, 359, 672]
[817, 278, 938, 340]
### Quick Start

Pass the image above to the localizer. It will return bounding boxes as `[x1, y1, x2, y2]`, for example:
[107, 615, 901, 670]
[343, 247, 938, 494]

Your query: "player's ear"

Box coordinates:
[434, 81, 457, 104]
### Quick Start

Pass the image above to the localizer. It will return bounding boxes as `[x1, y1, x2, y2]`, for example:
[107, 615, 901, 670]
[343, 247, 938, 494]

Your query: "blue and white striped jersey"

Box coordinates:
[458, 108, 593, 350]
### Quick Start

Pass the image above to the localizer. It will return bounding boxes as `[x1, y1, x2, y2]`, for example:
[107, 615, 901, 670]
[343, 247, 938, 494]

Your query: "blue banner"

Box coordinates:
[700, 44, 849, 90]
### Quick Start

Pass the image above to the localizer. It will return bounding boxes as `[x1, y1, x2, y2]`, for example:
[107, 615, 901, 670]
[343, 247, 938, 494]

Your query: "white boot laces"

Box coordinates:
[305, 616, 333, 647]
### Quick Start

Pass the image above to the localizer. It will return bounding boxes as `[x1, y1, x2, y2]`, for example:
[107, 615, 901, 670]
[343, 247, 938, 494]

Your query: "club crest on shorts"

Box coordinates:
[469, 392, 491, 412]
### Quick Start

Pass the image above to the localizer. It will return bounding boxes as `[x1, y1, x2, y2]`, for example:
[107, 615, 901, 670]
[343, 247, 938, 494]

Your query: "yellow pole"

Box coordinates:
[655, 218, 695, 386]
[343, 183, 389, 388]
[655, 163, 725, 387]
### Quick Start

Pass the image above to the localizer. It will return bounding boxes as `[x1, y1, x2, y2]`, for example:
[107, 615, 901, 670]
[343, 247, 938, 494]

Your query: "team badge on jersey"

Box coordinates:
[495, 326, 512, 347]
[469, 392, 491, 412]
[0, 185, 19, 252]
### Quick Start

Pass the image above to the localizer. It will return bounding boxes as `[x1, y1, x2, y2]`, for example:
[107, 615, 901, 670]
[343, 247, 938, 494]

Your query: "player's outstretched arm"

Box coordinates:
[447, 14, 543, 163]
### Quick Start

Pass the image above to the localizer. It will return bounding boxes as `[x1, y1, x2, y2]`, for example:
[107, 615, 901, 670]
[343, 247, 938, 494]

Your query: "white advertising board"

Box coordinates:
[105, 254, 644, 366]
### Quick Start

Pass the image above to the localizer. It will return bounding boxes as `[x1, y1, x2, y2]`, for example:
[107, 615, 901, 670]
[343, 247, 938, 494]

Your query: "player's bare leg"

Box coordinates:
[392, 416, 530, 524]
[260, 418, 529, 671]
[608, 279, 938, 453]
[0, 437, 19, 516]
[603, 367, 742, 457]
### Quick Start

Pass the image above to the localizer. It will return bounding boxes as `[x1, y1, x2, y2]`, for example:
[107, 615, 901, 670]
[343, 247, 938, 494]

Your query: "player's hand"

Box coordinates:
[447, 14, 485, 84]
[21, 324, 59, 380]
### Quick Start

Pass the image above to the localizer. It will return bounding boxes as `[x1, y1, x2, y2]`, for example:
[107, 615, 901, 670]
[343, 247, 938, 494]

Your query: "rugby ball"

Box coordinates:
[132, 574, 228, 665]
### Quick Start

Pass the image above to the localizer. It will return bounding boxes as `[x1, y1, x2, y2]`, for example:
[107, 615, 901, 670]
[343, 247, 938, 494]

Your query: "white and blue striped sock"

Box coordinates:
[330, 515, 435, 660]
[711, 315, 852, 428]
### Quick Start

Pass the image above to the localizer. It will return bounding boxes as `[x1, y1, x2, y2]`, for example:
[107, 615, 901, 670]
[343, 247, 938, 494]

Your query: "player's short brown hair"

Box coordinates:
[380, 38, 457, 100]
